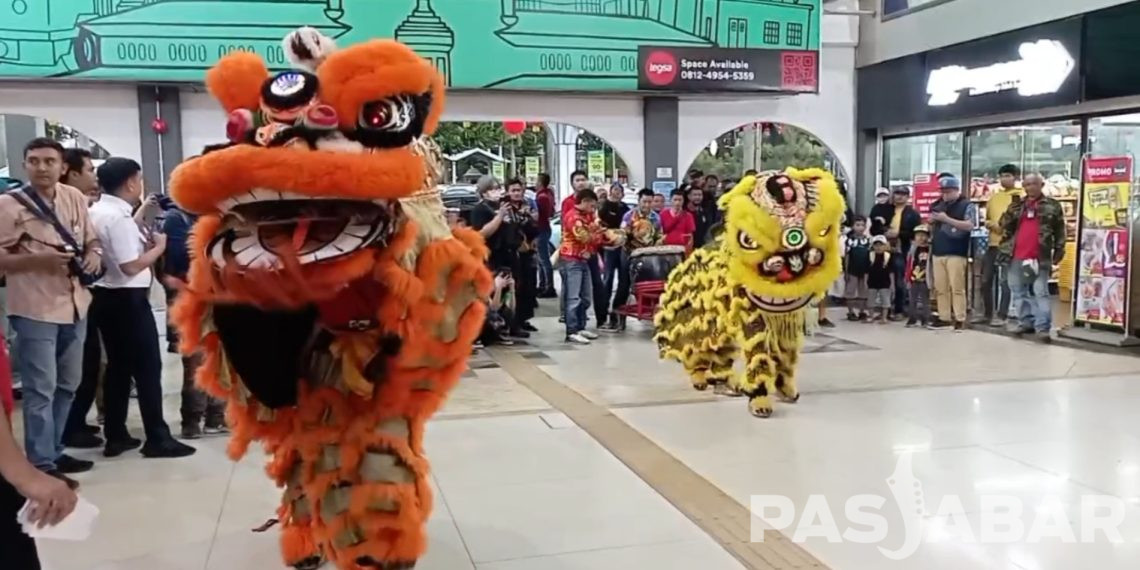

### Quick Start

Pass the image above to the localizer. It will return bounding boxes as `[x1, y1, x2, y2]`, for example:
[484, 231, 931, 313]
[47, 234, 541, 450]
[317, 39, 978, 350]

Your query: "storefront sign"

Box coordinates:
[638, 46, 818, 93]
[857, 17, 1082, 129]
[0, 0, 821, 92]
[926, 40, 1075, 106]
[491, 161, 505, 182]
[1075, 156, 1133, 329]
[910, 174, 942, 218]
[587, 151, 606, 183]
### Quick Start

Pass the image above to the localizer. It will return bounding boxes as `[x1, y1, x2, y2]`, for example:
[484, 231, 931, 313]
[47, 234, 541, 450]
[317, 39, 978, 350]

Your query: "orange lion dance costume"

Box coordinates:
[168, 27, 490, 570]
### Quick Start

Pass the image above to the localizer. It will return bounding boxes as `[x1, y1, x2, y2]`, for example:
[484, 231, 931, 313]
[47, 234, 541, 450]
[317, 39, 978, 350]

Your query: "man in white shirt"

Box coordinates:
[88, 158, 194, 459]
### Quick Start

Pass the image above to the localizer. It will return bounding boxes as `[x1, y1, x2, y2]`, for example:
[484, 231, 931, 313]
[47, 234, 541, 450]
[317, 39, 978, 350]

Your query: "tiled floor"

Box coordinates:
[30, 306, 1140, 570]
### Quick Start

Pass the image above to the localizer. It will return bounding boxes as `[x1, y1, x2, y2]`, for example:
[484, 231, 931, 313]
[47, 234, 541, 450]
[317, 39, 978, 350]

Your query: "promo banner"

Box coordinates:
[1075, 156, 1133, 329]
[587, 150, 606, 183]
[524, 156, 539, 186]
[910, 173, 942, 218]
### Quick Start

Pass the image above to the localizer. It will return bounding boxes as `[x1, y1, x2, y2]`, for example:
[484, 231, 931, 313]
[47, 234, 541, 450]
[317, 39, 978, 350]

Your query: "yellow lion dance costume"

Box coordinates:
[654, 169, 844, 418]
[168, 27, 490, 570]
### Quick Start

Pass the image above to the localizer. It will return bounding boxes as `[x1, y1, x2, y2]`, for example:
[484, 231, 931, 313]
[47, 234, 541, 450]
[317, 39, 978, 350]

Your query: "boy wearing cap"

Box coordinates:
[906, 225, 933, 327]
[927, 175, 978, 331]
[844, 216, 872, 321]
[867, 235, 894, 323]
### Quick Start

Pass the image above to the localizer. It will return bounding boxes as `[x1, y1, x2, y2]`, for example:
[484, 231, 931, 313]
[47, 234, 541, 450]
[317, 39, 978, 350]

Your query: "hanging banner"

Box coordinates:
[524, 156, 540, 186]
[910, 173, 942, 218]
[587, 150, 606, 183]
[1074, 156, 1133, 329]
[491, 161, 505, 181]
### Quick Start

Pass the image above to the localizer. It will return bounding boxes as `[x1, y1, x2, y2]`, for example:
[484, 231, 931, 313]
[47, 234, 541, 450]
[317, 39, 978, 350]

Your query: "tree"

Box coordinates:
[685, 124, 829, 180]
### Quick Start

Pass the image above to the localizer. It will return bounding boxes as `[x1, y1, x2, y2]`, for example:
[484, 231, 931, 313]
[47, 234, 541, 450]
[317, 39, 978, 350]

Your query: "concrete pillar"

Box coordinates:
[552, 122, 580, 201]
[2, 114, 44, 182]
[643, 96, 679, 192]
[855, 128, 880, 214]
[136, 86, 183, 194]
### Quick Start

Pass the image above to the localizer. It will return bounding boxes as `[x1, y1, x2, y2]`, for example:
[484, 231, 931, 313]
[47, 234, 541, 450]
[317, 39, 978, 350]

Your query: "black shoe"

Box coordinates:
[558, 316, 565, 323]
[141, 439, 197, 459]
[508, 329, 531, 339]
[905, 318, 917, 328]
[521, 321, 538, 332]
[56, 454, 94, 474]
[181, 424, 203, 440]
[104, 436, 143, 458]
[953, 321, 965, 332]
[81, 424, 100, 435]
[845, 312, 859, 321]
[167, 341, 179, 354]
[927, 319, 953, 330]
[47, 470, 79, 490]
[819, 318, 836, 328]
[63, 431, 104, 449]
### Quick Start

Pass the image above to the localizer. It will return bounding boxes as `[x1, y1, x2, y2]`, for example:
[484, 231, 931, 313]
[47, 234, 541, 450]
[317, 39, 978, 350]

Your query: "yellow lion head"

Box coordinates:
[717, 168, 845, 313]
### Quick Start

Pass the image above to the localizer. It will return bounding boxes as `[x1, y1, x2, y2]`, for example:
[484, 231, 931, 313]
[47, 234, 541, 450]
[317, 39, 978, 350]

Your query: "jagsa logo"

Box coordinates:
[644, 51, 678, 86]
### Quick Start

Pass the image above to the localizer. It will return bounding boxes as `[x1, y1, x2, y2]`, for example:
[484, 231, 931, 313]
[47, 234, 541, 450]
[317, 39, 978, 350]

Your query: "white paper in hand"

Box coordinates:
[16, 495, 99, 541]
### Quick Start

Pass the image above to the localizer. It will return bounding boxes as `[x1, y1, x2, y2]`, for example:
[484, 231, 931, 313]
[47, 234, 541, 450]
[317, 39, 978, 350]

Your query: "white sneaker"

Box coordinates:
[567, 333, 592, 345]
[579, 330, 599, 340]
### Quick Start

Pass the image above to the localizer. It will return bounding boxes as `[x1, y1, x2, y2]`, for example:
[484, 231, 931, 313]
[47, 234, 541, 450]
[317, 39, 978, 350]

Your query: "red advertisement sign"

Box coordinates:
[911, 173, 942, 218]
[1084, 156, 1133, 184]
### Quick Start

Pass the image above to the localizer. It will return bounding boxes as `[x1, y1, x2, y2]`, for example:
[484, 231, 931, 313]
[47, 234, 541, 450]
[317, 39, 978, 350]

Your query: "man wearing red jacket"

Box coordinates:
[560, 188, 606, 344]
[534, 173, 556, 297]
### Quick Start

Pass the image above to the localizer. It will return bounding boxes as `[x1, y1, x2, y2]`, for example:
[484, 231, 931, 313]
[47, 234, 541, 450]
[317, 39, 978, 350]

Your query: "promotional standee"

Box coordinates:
[1073, 156, 1133, 331]
[911, 173, 942, 218]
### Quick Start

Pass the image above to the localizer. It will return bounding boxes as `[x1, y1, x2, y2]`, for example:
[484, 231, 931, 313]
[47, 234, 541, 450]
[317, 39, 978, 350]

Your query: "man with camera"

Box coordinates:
[88, 158, 195, 459]
[0, 138, 102, 486]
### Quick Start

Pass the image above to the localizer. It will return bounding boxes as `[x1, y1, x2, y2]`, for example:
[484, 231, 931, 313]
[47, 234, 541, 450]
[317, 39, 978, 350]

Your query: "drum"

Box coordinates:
[629, 245, 686, 284]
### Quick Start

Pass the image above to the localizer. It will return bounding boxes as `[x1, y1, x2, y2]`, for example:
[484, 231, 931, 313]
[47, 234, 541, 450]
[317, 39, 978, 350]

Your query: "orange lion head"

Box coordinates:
[170, 26, 444, 285]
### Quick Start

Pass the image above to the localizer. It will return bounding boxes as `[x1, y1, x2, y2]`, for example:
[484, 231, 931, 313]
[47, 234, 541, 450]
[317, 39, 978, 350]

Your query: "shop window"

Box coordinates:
[786, 23, 804, 47]
[1089, 113, 1140, 159]
[967, 122, 1081, 202]
[763, 21, 781, 45]
[884, 133, 964, 190]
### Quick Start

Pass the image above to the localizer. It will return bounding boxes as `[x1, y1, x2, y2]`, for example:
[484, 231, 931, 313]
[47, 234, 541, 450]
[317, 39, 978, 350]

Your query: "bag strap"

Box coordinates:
[8, 186, 82, 252]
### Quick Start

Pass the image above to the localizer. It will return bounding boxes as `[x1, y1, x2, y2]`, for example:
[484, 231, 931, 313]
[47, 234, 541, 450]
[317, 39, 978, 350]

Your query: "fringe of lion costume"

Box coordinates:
[168, 27, 490, 570]
[654, 169, 844, 418]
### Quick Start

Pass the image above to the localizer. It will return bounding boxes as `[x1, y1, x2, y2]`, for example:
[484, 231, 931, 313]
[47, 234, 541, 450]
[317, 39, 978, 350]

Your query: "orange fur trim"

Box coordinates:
[206, 51, 269, 113]
[280, 522, 319, 565]
[317, 40, 444, 132]
[170, 145, 424, 214]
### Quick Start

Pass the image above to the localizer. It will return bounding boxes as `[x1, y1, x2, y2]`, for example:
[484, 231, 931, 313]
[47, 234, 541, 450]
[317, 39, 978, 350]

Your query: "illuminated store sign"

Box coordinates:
[925, 40, 1076, 106]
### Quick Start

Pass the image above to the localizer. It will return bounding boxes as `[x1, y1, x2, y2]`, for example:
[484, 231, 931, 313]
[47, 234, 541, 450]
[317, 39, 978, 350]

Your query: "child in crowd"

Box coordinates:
[867, 235, 894, 324]
[905, 224, 932, 327]
[844, 216, 872, 321]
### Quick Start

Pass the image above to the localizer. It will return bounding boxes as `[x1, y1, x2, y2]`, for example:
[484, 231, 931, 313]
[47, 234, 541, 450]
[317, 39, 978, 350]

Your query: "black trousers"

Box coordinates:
[0, 475, 39, 569]
[91, 287, 172, 444]
[587, 254, 606, 324]
[62, 317, 103, 439]
[514, 252, 538, 325]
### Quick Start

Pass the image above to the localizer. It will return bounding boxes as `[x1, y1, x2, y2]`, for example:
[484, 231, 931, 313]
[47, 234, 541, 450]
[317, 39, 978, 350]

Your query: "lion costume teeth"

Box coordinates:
[169, 27, 490, 570]
[654, 168, 845, 418]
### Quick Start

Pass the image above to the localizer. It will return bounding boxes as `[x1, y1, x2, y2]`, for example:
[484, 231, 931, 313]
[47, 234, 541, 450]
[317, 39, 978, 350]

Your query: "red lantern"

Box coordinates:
[151, 117, 168, 135]
[502, 120, 526, 136]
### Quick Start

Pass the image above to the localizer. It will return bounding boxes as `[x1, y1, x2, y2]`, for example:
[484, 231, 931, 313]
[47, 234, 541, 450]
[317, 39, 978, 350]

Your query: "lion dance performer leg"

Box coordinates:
[655, 169, 844, 418]
[168, 28, 491, 569]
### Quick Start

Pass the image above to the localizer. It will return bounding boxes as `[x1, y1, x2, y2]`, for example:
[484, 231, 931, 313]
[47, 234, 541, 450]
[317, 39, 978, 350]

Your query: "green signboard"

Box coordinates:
[0, 0, 820, 90]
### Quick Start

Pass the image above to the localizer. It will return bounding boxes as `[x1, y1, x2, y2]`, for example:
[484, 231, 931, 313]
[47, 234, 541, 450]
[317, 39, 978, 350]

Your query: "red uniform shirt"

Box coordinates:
[561, 194, 577, 219]
[1013, 198, 1041, 261]
[660, 209, 696, 247]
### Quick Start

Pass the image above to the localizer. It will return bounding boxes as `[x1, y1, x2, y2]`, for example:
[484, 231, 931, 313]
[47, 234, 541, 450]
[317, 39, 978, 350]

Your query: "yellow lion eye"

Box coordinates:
[737, 231, 759, 250]
[819, 225, 832, 237]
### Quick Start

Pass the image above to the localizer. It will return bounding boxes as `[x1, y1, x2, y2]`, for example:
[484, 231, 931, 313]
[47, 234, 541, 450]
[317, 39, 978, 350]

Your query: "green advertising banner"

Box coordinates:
[524, 156, 539, 185]
[0, 0, 821, 91]
[587, 150, 605, 182]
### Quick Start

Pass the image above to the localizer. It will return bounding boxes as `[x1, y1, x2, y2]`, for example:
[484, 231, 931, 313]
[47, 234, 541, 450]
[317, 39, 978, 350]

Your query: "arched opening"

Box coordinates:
[432, 120, 632, 200]
[684, 122, 849, 190]
[0, 113, 111, 183]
